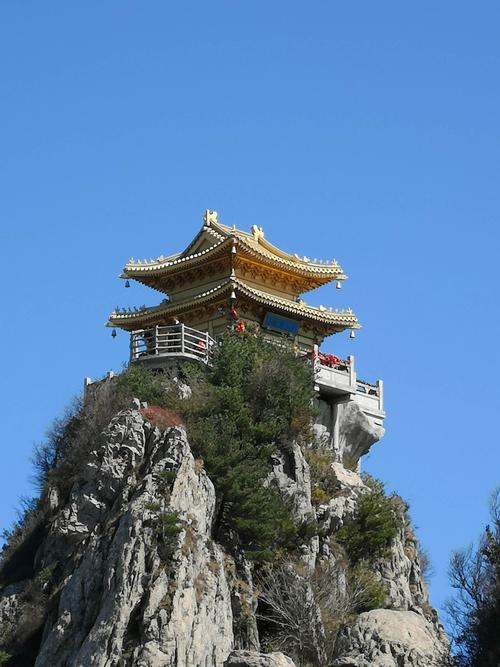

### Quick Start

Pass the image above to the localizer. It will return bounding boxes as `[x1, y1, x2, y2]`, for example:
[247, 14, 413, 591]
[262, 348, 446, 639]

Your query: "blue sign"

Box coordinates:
[263, 312, 299, 336]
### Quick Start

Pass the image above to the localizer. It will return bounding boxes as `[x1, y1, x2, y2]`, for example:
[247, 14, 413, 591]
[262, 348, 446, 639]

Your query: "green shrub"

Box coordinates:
[144, 501, 161, 512]
[348, 564, 386, 611]
[336, 482, 402, 563]
[0, 651, 11, 665]
[156, 511, 182, 561]
[116, 365, 171, 406]
[311, 487, 330, 506]
[37, 566, 53, 585]
[160, 512, 182, 540]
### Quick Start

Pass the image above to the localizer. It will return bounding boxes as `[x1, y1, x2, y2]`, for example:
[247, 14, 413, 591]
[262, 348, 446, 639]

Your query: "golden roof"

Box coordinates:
[121, 212, 346, 291]
[107, 276, 359, 333]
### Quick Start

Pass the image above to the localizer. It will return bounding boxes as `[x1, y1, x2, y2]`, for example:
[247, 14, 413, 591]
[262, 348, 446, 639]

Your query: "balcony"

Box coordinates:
[130, 324, 216, 367]
[313, 352, 384, 426]
[127, 325, 384, 426]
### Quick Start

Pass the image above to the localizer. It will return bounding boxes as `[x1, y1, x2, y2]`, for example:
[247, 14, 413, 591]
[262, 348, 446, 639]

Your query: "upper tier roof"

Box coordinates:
[120, 211, 346, 293]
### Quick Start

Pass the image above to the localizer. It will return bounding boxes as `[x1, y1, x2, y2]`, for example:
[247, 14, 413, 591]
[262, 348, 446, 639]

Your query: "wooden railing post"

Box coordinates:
[154, 325, 159, 355]
[180, 323, 185, 355]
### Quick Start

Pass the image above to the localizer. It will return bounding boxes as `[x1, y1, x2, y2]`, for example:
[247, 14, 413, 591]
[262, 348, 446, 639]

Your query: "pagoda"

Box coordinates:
[102, 210, 384, 432]
[107, 210, 360, 353]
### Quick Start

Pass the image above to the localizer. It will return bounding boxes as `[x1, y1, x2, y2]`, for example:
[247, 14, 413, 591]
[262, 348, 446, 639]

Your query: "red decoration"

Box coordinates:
[229, 307, 239, 319]
[316, 352, 348, 368]
[235, 320, 246, 333]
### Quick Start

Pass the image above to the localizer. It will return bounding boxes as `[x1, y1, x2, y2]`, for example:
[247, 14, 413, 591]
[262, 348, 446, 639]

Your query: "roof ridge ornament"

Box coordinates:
[203, 209, 218, 227]
[251, 224, 265, 241]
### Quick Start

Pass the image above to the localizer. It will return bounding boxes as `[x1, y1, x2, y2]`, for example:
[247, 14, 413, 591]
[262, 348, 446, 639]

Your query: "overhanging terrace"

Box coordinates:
[129, 324, 216, 368]
[313, 352, 384, 427]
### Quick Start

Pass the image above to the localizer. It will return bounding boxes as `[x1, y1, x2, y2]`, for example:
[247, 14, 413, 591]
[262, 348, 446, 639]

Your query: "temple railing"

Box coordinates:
[130, 325, 216, 364]
[313, 351, 384, 417]
[127, 326, 384, 420]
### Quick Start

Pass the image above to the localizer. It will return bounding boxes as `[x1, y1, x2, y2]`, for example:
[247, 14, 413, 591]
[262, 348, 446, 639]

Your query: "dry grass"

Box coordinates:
[140, 406, 183, 430]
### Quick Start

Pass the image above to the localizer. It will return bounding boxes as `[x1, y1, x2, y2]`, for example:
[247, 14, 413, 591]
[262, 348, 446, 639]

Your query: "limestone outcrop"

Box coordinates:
[0, 395, 449, 666]
[332, 609, 450, 667]
[224, 650, 297, 667]
[33, 412, 235, 667]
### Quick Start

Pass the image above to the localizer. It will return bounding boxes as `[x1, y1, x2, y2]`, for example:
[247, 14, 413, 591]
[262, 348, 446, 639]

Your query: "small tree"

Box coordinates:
[445, 488, 500, 667]
[336, 481, 402, 563]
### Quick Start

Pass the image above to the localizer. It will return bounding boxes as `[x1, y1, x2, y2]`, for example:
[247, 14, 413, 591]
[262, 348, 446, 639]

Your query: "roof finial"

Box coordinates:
[251, 224, 265, 241]
[204, 209, 218, 226]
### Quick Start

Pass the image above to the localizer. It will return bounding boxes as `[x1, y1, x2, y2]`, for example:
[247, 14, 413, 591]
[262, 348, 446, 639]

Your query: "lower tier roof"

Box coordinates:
[107, 278, 360, 335]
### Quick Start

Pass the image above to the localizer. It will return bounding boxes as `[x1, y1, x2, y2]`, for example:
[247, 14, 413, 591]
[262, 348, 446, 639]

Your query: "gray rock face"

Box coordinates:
[332, 609, 450, 667]
[33, 411, 235, 667]
[0, 393, 449, 667]
[374, 517, 428, 611]
[317, 463, 369, 533]
[268, 442, 313, 521]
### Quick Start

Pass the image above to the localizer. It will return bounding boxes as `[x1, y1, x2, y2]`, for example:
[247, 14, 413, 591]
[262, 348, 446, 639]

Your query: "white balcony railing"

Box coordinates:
[313, 350, 384, 418]
[130, 325, 216, 364]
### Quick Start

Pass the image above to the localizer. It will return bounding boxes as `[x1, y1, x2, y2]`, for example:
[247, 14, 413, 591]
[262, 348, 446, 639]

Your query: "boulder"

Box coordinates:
[224, 650, 297, 667]
[332, 609, 450, 667]
[338, 401, 385, 466]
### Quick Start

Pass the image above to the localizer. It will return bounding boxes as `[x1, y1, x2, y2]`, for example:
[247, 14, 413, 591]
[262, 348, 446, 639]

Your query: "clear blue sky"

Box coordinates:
[1, 1, 499, 623]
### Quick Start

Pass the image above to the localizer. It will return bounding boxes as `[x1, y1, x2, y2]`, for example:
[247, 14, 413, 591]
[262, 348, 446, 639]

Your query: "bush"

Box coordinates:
[336, 481, 402, 563]
[208, 332, 315, 443]
[116, 365, 172, 406]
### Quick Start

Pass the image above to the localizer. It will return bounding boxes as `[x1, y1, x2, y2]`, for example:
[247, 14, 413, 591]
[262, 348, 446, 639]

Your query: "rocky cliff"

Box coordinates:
[0, 377, 451, 667]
